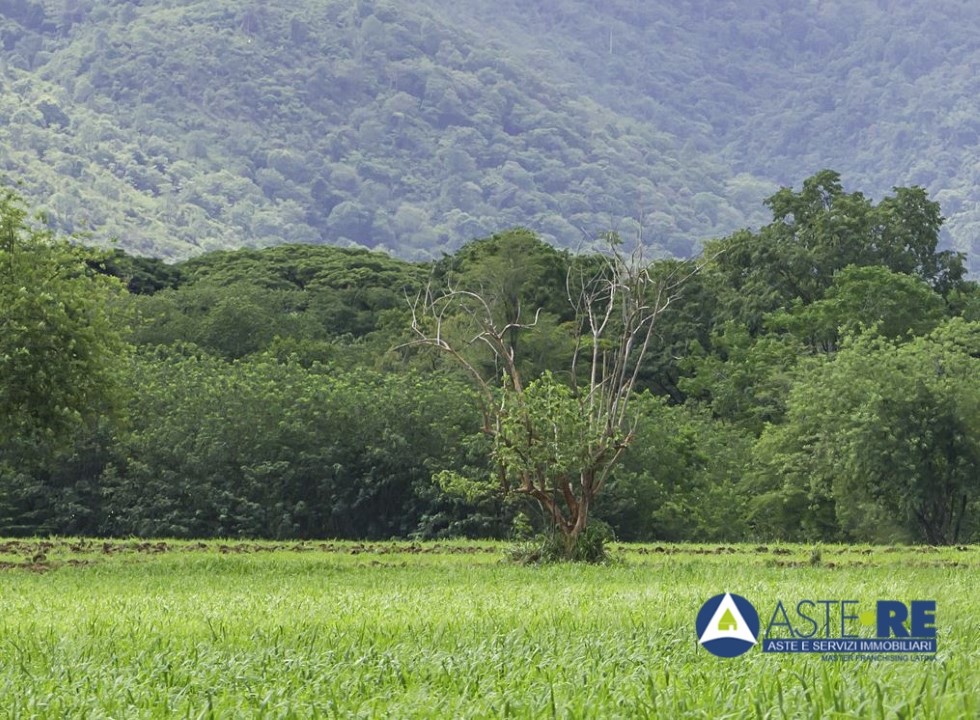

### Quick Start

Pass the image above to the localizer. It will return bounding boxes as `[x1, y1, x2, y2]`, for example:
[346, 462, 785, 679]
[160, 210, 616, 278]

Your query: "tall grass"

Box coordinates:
[0, 541, 975, 718]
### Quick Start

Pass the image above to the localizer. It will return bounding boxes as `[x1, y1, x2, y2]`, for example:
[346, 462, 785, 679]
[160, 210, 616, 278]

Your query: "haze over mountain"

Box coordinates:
[1, 0, 977, 269]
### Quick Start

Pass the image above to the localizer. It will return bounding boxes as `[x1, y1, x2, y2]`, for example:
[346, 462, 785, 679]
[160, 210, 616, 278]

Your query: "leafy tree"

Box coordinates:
[431, 228, 575, 378]
[767, 265, 947, 353]
[409, 235, 699, 558]
[102, 349, 487, 539]
[87, 248, 184, 294]
[597, 395, 752, 542]
[0, 187, 130, 533]
[632, 259, 721, 403]
[685, 175, 963, 433]
[750, 320, 980, 544]
[0, 187, 129, 451]
[706, 171, 966, 333]
[129, 282, 288, 358]
[680, 323, 802, 435]
[437, 228, 571, 323]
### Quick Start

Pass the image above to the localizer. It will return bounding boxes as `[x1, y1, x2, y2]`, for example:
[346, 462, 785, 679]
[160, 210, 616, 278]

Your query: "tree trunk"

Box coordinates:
[562, 491, 590, 558]
[526, 479, 596, 559]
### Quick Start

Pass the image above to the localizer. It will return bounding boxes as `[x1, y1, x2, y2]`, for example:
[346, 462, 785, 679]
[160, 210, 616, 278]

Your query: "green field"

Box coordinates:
[0, 541, 976, 719]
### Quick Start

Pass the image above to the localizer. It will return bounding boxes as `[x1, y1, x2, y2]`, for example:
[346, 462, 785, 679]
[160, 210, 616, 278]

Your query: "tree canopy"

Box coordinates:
[1, 173, 978, 545]
[0, 189, 128, 449]
[751, 320, 980, 544]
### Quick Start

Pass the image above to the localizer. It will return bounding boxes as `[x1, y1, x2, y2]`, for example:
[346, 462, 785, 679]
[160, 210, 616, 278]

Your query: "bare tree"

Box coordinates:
[406, 236, 699, 557]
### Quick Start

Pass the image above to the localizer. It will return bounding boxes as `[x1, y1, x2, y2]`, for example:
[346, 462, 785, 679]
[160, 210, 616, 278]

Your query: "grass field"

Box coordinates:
[0, 540, 976, 718]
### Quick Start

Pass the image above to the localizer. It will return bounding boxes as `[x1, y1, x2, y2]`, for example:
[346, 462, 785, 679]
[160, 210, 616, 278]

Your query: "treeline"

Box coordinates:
[2, 171, 979, 543]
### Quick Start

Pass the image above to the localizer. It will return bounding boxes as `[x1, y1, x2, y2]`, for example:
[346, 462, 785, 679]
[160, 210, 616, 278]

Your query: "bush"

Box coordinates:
[505, 519, 614, 564]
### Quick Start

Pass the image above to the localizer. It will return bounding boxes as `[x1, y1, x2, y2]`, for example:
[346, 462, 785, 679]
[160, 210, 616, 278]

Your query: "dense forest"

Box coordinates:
[2, 0, 980, 271]
[3, 173, 978, 544]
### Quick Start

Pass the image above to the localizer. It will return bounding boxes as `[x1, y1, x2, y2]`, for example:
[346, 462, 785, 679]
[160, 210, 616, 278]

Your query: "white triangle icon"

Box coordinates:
[699, 593, 757, 645]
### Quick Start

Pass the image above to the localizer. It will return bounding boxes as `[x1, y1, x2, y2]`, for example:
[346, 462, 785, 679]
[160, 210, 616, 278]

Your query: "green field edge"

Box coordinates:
[0, 537, 976, 571]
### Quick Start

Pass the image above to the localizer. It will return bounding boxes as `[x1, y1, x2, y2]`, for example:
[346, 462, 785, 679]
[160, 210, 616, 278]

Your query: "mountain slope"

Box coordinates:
[423, 0, 980, 264]
[0, 0, 770, 260]
[0, 0, 978, 268]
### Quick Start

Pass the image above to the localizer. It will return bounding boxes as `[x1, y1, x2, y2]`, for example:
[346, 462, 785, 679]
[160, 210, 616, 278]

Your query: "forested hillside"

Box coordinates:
[0, 0, 768, 260]
[2, 0, 979, 268]
[431, 0, 980, 267]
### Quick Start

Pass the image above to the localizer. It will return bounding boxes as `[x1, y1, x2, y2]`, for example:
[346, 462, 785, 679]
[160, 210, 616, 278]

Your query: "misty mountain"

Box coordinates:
[0, 0, 977, 269]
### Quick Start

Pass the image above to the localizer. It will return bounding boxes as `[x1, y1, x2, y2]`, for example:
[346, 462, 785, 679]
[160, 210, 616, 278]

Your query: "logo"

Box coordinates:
[696, 593, 760, 658]
[696, 592, 937, 661]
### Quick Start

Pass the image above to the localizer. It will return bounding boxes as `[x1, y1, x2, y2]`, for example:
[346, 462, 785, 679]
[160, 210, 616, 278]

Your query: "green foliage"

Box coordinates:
[3, 2, 980, 273]
[0, 0, 770, 261]
[1, 173, 978, 544]
[439, 229, 576, 374]
[768, 265, 947, 352]
[633, 259, 720, 402]
[86, 249, 184, 294]
[128, 244, 426, 361]
[0, 187, 131, 534]
[494, 372, 607, 489]
[431, 469, 490, 505]
[0, 188, 129, 450]
[100, 350, 490, 539]
[680, 323, 802, 433]
[679, 173, 969, 431]
[437, 229, 571, 319]
[706, 171, 965, 334]
[751, 319, 980, 544]
[597, 395, 754, 541]
[509, 510, 534, 539]
[506, 519, 613, 564]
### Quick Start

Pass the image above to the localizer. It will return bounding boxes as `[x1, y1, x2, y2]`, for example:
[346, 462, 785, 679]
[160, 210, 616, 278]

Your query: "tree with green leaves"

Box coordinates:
[684, 173, 965, 432]
[767, 264, 947, 353]
[0, 188, 130, 533]
[597, 394, 753, 542]
[706, 170, 966, 332]
[0, 188, 129, 450]
[430, 229, 576, 380]
[750, 319, 980, 544]
[102, 348, 488, 540]
[408, 234, 697, 558]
